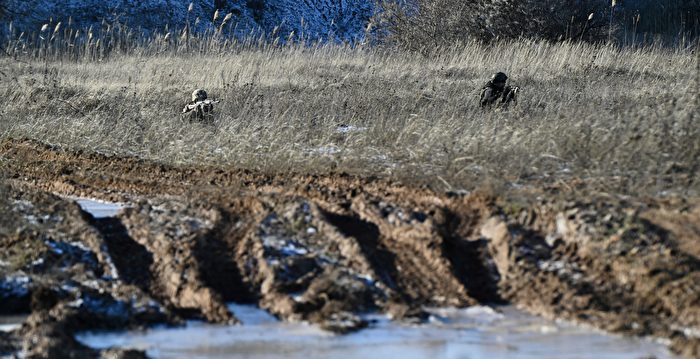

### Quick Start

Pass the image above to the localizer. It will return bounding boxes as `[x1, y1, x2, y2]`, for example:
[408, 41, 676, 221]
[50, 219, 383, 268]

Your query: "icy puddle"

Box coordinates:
[0, 315, 27, 333]
[72, 197, 125, 218]
[76, 304, 676, 359]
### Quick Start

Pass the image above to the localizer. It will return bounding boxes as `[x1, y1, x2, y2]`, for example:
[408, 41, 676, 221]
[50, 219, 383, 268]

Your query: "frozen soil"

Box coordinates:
[1, 138, 699, 358]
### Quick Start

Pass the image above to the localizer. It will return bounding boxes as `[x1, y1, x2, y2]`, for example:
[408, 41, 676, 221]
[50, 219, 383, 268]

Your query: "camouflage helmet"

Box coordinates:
[191, 89, 208, 102]
[490, 72, 508, 84]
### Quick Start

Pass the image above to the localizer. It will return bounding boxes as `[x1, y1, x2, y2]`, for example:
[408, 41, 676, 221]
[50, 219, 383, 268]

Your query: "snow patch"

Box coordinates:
[336, 124, 368, 134]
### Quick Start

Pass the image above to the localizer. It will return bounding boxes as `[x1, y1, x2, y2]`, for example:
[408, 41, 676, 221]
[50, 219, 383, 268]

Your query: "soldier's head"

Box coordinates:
[192, 89, 208, 102]
[490, 72, 508, 87]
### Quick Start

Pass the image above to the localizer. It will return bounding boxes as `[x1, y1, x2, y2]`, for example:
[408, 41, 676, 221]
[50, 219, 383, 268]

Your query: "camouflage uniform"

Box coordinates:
[182, 89, 218, 121]
[480, 72, 519, 106]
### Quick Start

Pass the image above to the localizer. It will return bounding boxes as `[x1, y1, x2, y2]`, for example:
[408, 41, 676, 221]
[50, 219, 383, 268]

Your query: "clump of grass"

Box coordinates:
[0, 32, 697, 197]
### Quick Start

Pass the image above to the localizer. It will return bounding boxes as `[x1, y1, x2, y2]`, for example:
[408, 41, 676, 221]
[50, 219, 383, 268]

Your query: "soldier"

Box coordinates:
[182, 89, 219, 121]
[480, 72, 519, 106]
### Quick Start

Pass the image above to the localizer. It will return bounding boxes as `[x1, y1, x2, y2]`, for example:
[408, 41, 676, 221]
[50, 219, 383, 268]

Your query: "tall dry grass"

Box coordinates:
[0, 33, 697, 196]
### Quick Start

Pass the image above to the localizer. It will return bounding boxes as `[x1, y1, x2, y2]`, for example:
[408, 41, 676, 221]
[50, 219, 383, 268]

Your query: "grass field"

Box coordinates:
[1, 29, 700, 358]
[1, 38, 697, 195]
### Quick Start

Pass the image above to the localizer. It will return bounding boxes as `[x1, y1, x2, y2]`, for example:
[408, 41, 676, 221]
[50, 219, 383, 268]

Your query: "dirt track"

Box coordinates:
[1, 138, 699, 358]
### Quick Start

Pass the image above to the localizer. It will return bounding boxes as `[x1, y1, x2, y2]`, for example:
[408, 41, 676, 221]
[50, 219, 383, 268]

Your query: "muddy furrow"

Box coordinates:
[2, 138, 700, 358]
[92, 216, 154, 290]
[117, 202, 237, 324]
[482, 202, 700, 358]
[0, 188, 174, 357]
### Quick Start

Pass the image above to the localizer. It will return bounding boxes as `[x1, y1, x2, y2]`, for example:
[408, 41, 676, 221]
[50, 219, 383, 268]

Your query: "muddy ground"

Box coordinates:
[1, 138, 699, 358]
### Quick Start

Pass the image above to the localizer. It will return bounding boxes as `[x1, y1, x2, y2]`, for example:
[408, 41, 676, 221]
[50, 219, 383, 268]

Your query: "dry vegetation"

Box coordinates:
[0, 35, 698, 196]
[1, 17, 699, 357]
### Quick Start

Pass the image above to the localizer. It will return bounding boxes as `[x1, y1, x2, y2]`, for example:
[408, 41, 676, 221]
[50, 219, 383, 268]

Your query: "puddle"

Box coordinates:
[76, 305, 676, 359]
[72, 197, 125, 218]
[0, 314, 27, 332]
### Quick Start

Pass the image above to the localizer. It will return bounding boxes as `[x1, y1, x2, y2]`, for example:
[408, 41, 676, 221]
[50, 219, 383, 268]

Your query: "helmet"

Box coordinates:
[491, 72, 508, 84]
[191, 89, 208, 102]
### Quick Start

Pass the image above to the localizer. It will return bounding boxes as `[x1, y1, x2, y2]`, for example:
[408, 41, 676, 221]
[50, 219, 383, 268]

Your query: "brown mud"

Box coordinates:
[1, 138, 699, 358]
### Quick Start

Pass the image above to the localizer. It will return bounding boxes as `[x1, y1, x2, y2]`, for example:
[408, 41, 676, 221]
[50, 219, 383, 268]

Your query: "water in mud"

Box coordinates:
[77, 304, 676, 359]
[72, 198, 124, 218]
[0, 315, 26, 333]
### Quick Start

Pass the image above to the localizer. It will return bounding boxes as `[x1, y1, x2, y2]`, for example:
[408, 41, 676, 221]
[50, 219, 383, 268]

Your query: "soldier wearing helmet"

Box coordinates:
[182, 89, 219, 121]
[480, 72, 519, 106]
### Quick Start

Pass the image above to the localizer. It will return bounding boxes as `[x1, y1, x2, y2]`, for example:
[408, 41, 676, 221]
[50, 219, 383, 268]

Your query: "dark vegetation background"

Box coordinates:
[0, 1, 698, 47]
[374, 0, 700, 49]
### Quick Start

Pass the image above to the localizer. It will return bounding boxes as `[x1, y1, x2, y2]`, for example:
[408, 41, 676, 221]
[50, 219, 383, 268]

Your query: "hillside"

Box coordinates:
[0, 0, 374, 42]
